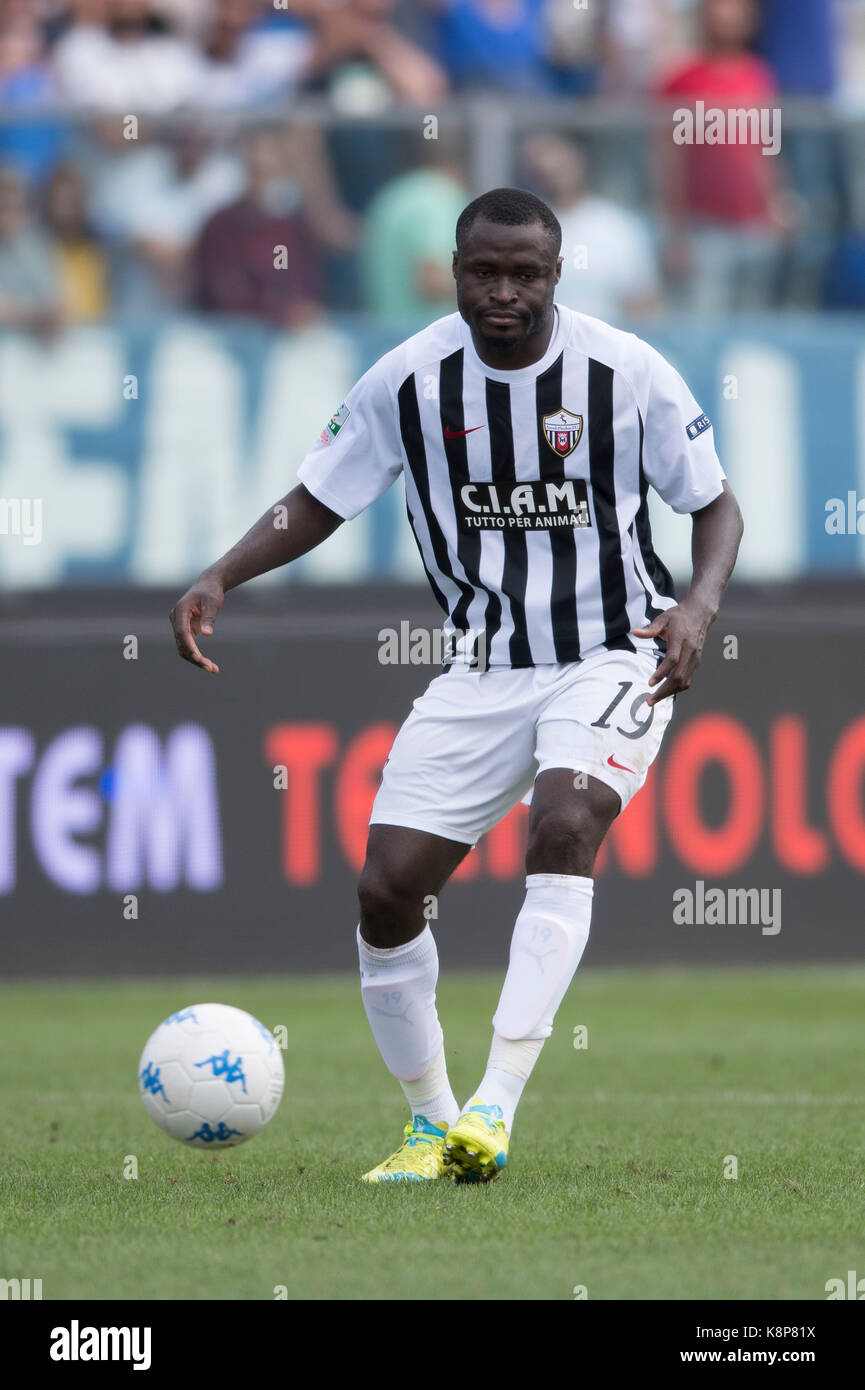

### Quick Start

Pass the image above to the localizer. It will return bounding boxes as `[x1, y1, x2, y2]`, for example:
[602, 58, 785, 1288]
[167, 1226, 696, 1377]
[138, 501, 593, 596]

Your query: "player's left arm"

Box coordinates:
[633, 480, 743, 705]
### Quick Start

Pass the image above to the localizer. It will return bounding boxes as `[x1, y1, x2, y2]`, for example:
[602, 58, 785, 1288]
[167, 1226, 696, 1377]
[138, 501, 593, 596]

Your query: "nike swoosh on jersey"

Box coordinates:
[443, 424, 486, 439]
[607, 754, 636, 774]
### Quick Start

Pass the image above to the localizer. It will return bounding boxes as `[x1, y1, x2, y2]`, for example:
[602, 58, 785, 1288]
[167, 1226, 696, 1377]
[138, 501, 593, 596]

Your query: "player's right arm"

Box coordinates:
[170, 354, 405, 673]
[170, 484, 343, 673]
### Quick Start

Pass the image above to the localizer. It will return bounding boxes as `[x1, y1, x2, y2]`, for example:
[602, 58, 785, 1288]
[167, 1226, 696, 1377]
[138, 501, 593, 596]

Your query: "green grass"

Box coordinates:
[1, 968, 863, 1301]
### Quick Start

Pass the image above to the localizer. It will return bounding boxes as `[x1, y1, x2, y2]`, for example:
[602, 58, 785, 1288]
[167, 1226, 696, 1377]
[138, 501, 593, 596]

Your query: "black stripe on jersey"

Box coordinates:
[536, 351, 580, 662]
[398, 374, 475, 633]
[439, 349, 502, 662]
[628, 413, 659, 625]
[634, 409, 677, 616]
[588, 359, 635, 654]
[486, 378, 532, 667]
[405, 501, 449, 614]
[628, 519, 658, 626]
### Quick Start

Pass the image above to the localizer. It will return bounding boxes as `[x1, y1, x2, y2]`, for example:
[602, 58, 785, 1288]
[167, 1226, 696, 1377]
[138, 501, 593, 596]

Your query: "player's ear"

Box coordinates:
[555, 256, 563, 285]
[452, 249, 458, 280]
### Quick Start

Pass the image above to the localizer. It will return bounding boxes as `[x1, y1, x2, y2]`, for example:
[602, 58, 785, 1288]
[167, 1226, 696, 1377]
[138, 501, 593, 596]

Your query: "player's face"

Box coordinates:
[453, 218, 562, 358]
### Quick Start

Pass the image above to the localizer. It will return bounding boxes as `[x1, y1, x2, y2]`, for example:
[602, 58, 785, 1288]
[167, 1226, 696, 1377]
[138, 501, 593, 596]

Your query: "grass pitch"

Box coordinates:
[1, 967, 862, 1301]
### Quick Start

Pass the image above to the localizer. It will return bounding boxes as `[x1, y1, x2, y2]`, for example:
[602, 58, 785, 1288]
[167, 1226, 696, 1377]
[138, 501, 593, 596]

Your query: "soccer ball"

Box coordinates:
[138, 1003, 284, 1149]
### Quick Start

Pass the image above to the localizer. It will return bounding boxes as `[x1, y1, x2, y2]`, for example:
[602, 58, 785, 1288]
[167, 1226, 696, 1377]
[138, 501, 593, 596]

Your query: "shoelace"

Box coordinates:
[467, 1106, 504, 1131]
[385, 1124, 442, 1166]
[402, 1122, 441, 1148]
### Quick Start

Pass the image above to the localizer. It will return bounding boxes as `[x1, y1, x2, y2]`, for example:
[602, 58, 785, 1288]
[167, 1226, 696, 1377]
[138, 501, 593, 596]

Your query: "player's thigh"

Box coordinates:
[369, 668, 538, 848]
[534, 648, 675, 817]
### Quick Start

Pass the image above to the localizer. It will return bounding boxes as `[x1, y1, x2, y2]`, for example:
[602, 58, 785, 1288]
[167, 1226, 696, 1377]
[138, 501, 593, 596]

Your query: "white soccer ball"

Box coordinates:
[138, 1003, 284, 1149]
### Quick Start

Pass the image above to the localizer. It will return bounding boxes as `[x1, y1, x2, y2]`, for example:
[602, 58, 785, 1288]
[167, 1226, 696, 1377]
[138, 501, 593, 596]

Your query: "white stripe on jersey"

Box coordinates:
[297, 304, 726, 669]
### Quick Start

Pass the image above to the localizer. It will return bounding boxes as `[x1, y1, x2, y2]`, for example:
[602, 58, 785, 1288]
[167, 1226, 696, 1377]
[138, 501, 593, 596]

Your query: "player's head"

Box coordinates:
[453, 187, 562, 355]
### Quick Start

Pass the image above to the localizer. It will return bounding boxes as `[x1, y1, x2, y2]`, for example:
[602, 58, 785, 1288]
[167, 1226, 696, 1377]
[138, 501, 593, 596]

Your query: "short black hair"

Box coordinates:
[455, 187, 561, 256]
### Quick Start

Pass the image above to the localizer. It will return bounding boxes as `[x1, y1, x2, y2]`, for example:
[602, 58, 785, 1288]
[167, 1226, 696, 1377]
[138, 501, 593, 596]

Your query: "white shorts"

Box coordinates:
[370, 648, 675, 846]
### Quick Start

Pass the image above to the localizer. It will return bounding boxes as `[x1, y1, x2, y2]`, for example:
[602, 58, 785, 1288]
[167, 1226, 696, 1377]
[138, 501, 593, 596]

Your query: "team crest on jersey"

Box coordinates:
[319, 401, 350, 445]
[542, 407, 583, 458]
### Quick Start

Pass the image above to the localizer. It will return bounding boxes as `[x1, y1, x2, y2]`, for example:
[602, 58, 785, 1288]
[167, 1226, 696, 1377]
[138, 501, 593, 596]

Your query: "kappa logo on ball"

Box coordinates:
[542, 407, 583, 458]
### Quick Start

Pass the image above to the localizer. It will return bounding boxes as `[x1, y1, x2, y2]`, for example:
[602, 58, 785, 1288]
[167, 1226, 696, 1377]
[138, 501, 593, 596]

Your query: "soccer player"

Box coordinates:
[170, 188, 743, 1184]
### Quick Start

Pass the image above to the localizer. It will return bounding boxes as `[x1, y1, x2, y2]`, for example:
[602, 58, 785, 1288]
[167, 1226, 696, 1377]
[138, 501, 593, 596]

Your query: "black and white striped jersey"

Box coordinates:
[297, 304, 725, 669]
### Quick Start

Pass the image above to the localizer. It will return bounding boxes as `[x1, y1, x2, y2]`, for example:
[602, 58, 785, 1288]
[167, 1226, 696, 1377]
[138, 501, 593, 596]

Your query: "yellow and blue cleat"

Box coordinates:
[361, 1114, 448, 1182]
[443, 1099, 509, 1183]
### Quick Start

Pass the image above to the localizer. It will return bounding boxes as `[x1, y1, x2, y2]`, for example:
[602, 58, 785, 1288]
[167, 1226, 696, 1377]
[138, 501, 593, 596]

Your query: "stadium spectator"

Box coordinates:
[757, 0, 838, 98]
[822, 223, 865, 310]
[127, 122, 244, 245]
[80, 116, 192, 316]
[151, 0, 213, 39]
[193, 125, 325, 327]
[42, 159, 110, 320]
[0, 164, 64, 334]
[361, 140, 466, 321]
[85, 116, 180, 243]
[301, 0, 448, 106]
[602, 0, 677, 93]
[53, 0, 203, 112]
[425, 0, 553, 94]
[0, 0, 67, 182]
[757, 0, 845, 306]
[305, 0, 448, 294]
[522, 133, 660, 320]
[195, 0, 315, 108]
[542, 0, 606, 95]
[656, 0, 788, 312]
[0, 2, 56, 104]
[94, 122, 244, 310]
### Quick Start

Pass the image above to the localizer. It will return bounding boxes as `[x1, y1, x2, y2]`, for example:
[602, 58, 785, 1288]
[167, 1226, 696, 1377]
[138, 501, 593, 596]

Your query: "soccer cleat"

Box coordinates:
[443, 1098, 509, 1183]
[361, 1114, 448, 1183]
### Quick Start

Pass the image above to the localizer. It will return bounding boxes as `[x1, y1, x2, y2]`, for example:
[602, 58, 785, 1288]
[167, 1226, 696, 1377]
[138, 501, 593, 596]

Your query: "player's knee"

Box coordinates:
[357, 862, 422, 946]
[356, 865, 399, 925]
[525, 804, 605, 876]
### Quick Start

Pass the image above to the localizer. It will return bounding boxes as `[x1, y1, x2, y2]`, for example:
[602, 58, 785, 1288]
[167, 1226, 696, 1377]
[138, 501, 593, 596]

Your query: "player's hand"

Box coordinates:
[632, 599, 714, 705]
[169, 574, 225, 674]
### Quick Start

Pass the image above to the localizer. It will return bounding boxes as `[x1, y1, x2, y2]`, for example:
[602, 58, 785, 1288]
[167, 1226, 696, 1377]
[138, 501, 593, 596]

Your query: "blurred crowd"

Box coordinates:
[1, 0, 865, 331]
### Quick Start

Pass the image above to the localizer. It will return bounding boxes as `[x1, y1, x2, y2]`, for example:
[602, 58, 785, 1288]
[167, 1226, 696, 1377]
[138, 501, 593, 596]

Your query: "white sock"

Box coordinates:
[400, 1046, 459, 1129]
[469, 1034, 545, 1133]
[473, 874, 593, 1130]
[357, 924, 457, 1125]
[492, 873, 593, 1041]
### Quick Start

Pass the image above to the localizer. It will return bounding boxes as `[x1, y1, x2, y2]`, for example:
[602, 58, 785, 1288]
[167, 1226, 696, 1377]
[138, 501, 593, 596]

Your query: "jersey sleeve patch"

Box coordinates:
[686, 412, 711, 441]
[320, 401, 350, 445]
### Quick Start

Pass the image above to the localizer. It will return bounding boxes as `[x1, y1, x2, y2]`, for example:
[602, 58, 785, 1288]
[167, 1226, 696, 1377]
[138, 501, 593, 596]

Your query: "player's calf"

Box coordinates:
[448, 857, 599, 1183]
[355, 825, 471, 1178]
